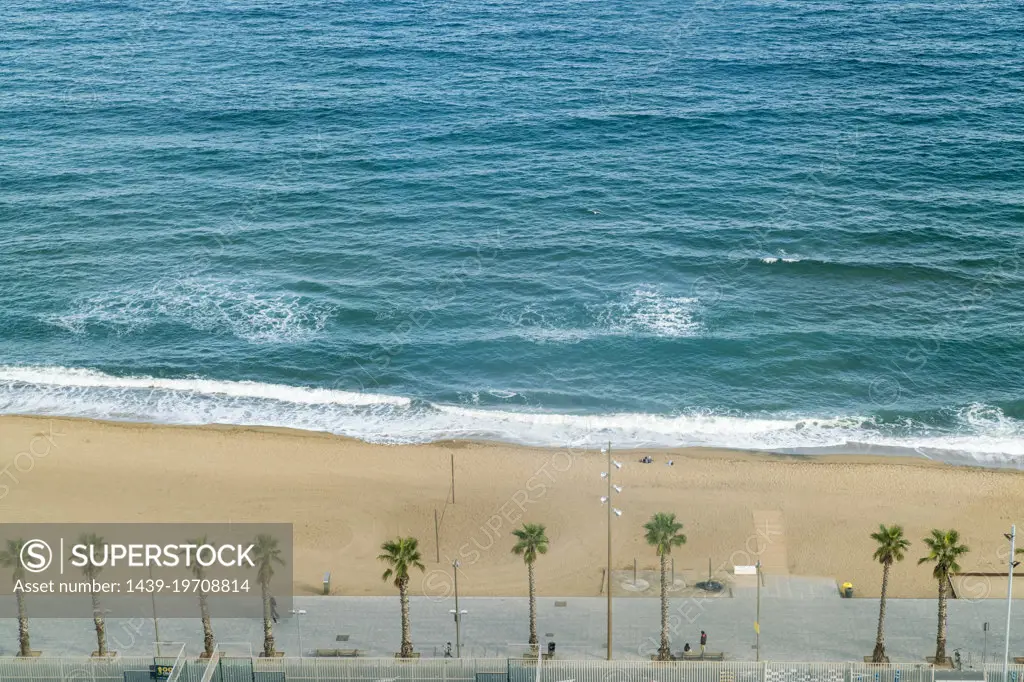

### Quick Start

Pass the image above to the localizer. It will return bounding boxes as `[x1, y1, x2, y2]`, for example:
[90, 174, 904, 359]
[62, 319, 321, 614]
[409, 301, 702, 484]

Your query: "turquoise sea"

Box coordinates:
[2, 0, 1023, 464]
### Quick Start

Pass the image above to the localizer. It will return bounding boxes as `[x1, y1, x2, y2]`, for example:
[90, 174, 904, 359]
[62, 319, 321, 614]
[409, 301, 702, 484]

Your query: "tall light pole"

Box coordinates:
[290, 608, 307, 657]
[150, 565, 161, 656]
[755, 560, 762, 662]
[449, 560, 467, 658]
[601, 442, 622, 661]
[1004, 526, 1018, 681]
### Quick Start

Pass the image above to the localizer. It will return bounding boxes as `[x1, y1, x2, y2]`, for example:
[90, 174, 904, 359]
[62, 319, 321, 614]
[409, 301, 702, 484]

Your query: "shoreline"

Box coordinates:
[2, 366, 1021, 463]
[1, 414, 1022, 600]
[2, 410, 1015, 470]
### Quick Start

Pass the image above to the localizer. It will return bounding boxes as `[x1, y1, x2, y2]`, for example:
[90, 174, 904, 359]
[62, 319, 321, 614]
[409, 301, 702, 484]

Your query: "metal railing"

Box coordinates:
[0, 657, 1021, 682]
[981, 665, 1024, 682]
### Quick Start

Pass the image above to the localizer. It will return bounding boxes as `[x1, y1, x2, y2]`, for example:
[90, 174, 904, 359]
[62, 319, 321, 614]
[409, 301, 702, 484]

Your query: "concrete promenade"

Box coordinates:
[2, 592, 1024, 664]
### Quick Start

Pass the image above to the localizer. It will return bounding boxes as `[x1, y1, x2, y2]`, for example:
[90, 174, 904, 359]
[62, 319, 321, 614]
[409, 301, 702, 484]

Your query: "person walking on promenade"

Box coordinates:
[700, 630, 707, 654]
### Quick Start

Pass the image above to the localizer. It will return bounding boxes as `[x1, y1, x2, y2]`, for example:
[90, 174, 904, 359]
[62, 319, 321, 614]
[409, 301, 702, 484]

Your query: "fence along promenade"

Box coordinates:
[0, 658, 1022, 682]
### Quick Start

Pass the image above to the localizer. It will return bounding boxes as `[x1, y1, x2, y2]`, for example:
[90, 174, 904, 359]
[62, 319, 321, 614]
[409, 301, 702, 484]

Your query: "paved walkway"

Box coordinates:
[3, 595, 1024, 664]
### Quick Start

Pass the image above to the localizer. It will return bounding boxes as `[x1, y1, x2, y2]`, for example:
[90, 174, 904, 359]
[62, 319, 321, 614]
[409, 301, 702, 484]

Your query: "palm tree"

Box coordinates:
[183, 537, 216, 657]
[643, 512, 687, 661]
[0, 539, 33, 656]
[870, 524, 910, 663]
[252, 534, 285, 657]
[379, 537, 425, 658]
[918, 529, 969, 664]
[511, 523, 549, 652]
[78, 533, 108, 656]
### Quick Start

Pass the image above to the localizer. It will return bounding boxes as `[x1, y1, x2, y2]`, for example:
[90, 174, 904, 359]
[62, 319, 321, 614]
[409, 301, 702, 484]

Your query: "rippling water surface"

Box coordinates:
[2, 0, 1023, 463]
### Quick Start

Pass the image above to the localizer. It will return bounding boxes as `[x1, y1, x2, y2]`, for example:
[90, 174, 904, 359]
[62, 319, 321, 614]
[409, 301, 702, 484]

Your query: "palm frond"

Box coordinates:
[643, 512, 687, 557]
[871, 524, 910, 565]
[378, 537, 425, 589]
[511, 523, 549, 565]
[918, 528, 969, 579]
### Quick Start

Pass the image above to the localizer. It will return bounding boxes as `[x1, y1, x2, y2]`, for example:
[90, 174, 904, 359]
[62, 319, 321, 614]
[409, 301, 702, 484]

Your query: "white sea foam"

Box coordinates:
[496, 287, 702, 344]
[487, 389, 518, 399]
[599, 287, 702, 338]
[760, 252, 801, 264]
[0, 366, 409, 407]
[1, 366, 1022, 464]
[45, 277, 334, 343]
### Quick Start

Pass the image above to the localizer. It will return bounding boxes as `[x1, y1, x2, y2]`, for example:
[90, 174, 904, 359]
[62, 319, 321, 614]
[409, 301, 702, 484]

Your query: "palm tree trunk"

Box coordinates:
[91, 592, 107, 656]
[936, 576, 947, 663]
[399, 577, 413, 657]
[658, 552, 671, 660]
[199, 591, 215, 657]
[528, 561, 538, 649]
[261, 583, 275, 657]
[872, 562, 890, 662]
[16, 589, 31, 657]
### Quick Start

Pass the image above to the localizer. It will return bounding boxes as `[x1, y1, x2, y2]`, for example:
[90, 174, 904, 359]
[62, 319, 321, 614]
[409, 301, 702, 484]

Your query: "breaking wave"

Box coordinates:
[0, 366, 1022, 466]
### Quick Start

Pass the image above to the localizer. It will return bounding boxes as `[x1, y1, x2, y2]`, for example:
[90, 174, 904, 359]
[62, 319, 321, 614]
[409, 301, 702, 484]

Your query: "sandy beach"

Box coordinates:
[1, 415, 1021, 600]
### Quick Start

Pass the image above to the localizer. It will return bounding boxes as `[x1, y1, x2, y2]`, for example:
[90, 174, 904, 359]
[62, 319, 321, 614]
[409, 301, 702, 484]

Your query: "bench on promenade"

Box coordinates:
[315, 649, 364, 658]
[680, 652, 724, 661]
[520, 654, 555, 661]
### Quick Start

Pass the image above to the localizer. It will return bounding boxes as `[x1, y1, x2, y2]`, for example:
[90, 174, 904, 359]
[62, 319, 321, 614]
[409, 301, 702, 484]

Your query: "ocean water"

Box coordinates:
[2, 0, 1024, 465]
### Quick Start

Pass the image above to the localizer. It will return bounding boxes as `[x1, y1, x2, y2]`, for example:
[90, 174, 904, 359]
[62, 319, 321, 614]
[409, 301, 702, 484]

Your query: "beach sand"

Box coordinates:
[1, 415, 1021, 599]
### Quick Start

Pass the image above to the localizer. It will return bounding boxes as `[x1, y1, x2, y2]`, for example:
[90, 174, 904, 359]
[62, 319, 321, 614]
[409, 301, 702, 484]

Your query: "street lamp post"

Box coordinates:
[291, 609, 307, 657]
[755, 560, 762, 662]
[1004, 526, 1018, 681]
[149, 565, 161, 656]
[600, 442, 622, 661]
[449, 560, 467, 658]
